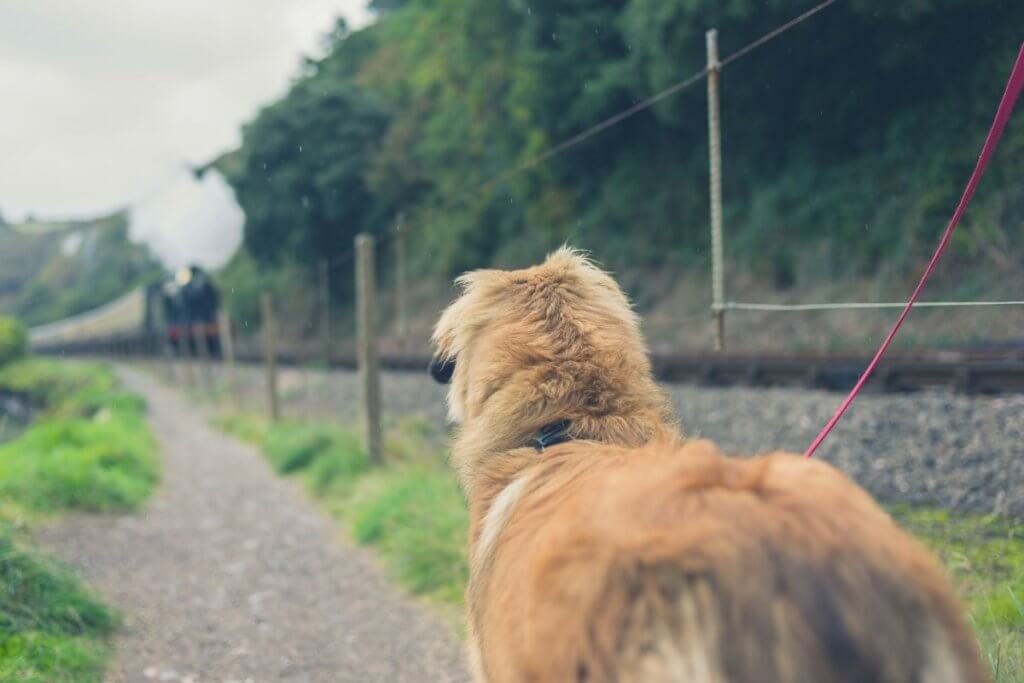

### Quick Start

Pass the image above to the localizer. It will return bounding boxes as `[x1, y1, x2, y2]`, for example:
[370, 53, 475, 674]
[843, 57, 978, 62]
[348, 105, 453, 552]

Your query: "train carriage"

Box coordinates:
[29, 265, 221, 357]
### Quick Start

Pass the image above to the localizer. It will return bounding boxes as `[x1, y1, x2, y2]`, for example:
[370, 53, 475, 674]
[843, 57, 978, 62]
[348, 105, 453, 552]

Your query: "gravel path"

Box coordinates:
[208, 363, 1023, 519]
[36, 367, 470, 683]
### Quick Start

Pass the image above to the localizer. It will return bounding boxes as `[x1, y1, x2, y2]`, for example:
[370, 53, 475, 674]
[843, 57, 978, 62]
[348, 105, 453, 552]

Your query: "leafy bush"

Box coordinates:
[0, 318, 26, 368]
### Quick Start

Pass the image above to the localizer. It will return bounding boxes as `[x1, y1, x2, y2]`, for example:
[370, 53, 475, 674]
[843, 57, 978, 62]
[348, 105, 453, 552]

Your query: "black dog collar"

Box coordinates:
[531, 419, 573, 452]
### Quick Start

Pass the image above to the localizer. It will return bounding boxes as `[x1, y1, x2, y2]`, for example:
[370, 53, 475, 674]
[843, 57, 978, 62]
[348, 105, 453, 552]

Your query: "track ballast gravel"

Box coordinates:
[226, 364, 1024, 519]
[36, 367, 470, 683]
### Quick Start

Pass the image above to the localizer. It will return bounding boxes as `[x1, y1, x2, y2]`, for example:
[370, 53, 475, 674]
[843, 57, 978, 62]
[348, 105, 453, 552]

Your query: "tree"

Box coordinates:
[228, 78, 390, 270]
[220, 0, 1024, 288]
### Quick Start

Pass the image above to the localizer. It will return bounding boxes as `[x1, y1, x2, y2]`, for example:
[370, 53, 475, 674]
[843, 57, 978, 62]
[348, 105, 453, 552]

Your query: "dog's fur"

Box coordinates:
[431, 248, 987, 683]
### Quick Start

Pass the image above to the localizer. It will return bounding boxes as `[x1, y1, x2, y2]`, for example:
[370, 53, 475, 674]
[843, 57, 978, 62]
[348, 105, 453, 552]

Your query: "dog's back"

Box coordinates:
[469, 439, 987, 683]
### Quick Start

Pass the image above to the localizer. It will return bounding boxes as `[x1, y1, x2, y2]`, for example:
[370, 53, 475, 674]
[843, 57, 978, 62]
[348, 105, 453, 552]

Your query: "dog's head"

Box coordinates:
[430, 248, 670, 462]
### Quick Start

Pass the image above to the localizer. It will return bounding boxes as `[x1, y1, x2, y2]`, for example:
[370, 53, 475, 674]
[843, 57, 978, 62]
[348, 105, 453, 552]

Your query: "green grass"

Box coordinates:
[347, 465, 467, 604]
[216, 414, 468, 605]
[0, 359, 158, 681]
[0, 361, 157, 514]
[891, 506, 1024, 682]
[0, 533, 114, 683]
[216, 412, 1022, 679]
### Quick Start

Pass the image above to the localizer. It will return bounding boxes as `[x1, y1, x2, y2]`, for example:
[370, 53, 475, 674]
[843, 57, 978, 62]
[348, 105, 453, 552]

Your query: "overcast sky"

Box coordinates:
[0, 1, 371, 225]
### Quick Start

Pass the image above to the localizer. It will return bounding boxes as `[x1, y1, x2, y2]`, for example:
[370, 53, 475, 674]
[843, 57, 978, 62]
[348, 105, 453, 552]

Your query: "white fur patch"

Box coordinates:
[474, 475, 530, 570]
[920, 622, 964, 683]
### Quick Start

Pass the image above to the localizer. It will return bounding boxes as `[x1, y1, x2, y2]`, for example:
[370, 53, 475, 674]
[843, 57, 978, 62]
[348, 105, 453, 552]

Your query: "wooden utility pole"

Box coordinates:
[319, 258, 331, 368]
[706, 29, 726, 352]
[394, 214, 408, 353]
[261, 293, 280, 422]
[217, 310, 238, 409]
[356, 234, 383, 463]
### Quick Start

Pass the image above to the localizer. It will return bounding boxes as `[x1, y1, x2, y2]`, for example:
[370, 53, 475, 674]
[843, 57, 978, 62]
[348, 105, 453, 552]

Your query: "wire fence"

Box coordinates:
[282, 0, 1020, 358]
[25, 0, 1024, 421]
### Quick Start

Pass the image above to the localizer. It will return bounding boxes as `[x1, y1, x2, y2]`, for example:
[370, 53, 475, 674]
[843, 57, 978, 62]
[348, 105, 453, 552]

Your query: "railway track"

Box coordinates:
[35, 334, 1024, 395]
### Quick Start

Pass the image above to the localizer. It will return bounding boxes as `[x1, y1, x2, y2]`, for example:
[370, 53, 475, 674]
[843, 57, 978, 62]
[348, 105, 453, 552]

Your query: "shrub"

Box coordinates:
[0, 318, 26, 367]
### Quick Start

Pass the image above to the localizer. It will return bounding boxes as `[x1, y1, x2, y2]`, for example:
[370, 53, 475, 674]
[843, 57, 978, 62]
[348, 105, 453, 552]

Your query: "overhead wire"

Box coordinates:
[311, 0, 847, 271]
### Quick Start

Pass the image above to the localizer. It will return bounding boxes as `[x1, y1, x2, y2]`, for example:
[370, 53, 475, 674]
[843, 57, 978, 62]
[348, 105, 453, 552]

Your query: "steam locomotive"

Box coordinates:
[29, 265, 221, 356]
[161, 265, 221, 356]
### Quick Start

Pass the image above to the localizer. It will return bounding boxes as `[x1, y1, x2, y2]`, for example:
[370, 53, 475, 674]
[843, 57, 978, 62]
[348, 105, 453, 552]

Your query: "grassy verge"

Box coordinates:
[892, 506, 1023, 681]
[0, 359, 158, 682]
[215, 412, 1022, 680]
[214, 414, 467, 606]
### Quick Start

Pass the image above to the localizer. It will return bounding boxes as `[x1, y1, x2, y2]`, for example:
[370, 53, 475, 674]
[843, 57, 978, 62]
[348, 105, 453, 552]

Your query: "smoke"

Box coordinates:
[129, 168, 243, 270]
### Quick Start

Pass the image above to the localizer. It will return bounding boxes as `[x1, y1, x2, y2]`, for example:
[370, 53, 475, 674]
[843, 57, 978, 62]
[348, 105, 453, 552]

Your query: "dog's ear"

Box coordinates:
[429, 355, 455, 384]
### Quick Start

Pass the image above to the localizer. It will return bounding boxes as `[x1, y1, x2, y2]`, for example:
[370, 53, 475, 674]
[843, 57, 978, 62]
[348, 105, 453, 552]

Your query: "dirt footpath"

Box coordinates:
[36, 367, 470, 683]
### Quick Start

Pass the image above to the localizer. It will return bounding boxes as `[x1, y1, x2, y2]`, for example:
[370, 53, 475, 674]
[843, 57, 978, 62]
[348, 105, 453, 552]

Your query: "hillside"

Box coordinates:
[0, 212, 163, 327]
[208, 0, 1023, 353]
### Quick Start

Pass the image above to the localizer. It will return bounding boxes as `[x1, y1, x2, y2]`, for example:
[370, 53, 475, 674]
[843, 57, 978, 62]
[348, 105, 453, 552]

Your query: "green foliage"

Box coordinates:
[0, 360, 153, 682]
[0, 360, 143, 422]
[263, 423, 356, 474]
[0, 361, 158, 513]
[348, 465, 467, 603]
[0, 534, 116, 637]
[0, 414, 157, 513]
[211, 413, 268, 445]
[306, 435, 370, 497]
[212, 249, 288, 330]
[891, 506, 1024, 682]
[222, 0, 1024, 294]
[0, 318, 26, 368]
[225, 76, 389, 281]
[0, 533, 113, 683]
[0, 213, 163, 327]
[216, 414, 465, 604]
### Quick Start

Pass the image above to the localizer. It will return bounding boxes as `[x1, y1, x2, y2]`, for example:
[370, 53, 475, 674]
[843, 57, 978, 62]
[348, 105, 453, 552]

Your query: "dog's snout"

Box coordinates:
[429, 356, 455, 384]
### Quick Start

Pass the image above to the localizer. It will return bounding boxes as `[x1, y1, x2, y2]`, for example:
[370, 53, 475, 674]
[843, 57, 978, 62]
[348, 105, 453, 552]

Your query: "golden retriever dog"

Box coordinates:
[430, 247, 987, 683]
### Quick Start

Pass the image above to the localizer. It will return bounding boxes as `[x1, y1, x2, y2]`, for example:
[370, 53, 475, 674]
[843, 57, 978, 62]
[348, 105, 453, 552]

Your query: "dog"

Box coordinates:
[430, 247, 987, 683]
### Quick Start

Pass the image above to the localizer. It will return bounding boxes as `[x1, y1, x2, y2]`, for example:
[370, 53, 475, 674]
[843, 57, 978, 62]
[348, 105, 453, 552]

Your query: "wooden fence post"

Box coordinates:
[217, 310, 238, 409]
[356, 234, 383, 463]
[706, 28, 726, 352]
[319, 258, 331, 368]
[261, 293, 280, 422]
[394, 213, 408, 353]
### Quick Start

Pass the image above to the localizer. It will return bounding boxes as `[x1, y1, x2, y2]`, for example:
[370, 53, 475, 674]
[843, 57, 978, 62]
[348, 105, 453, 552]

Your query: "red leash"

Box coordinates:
[805, 42, 1024, 458]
